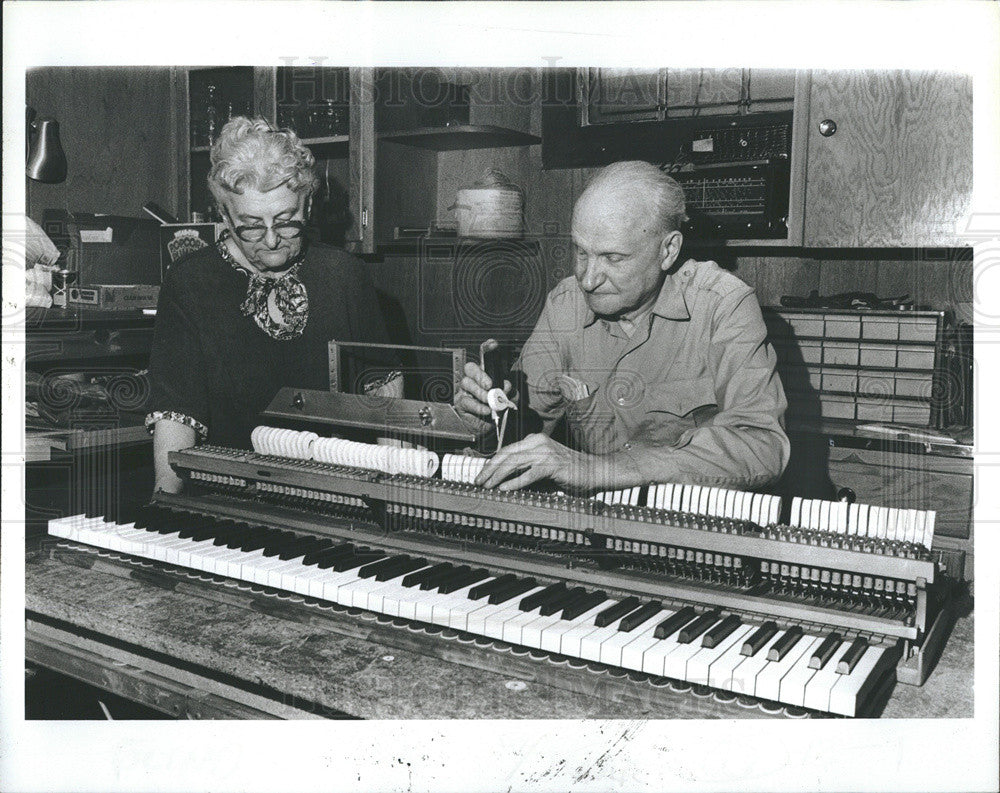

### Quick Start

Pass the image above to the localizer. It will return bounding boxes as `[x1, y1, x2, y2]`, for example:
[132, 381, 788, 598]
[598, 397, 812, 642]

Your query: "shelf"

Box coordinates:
[376, 236, 540, 256]
[301, 134, 349, 146]
[379, 125, 540, 151]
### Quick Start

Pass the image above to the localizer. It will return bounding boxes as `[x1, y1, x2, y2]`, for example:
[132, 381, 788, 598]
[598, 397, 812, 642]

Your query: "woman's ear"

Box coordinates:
[659, 229, 683, 271]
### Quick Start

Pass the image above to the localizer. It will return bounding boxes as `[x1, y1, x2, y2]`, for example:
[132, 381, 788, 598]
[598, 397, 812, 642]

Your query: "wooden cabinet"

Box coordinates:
[801, 70, 973, 247]
[174, 66, 371, 252]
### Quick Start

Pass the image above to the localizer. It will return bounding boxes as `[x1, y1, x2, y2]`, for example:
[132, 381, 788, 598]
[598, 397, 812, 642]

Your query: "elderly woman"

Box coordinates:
[146, 116, 393, 493]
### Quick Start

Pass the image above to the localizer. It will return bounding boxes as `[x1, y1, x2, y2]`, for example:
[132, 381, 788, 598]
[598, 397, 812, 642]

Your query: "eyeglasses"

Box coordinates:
[231, 220, 307, 243]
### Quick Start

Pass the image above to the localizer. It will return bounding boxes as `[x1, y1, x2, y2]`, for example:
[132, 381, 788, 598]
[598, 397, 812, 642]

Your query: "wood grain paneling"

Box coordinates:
[27, 67, 176, 221]
[804, 70, 972, 247]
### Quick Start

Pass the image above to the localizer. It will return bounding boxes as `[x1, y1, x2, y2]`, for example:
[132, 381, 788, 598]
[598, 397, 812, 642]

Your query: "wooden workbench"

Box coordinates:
[24, 544, 974, 720]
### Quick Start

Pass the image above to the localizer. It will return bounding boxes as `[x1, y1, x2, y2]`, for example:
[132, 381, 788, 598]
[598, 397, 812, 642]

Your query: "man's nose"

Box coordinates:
[578, 258, 605, 292]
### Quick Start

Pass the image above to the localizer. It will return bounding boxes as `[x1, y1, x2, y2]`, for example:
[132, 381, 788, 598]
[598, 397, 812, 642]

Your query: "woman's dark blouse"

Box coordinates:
[146, 242, 391, 450]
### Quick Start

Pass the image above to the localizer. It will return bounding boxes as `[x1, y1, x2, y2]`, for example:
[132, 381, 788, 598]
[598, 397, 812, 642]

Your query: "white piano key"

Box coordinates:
[503, 604, 553, 644]
[473, 587, 546, 638]
[830, 501, 848, 534]
[538, 601, 613, 654]
[661, 621, 723, 681]
[803, 641, 854, 712]
[922, 510, 936, 549]
[669, 484, 684, 512]
[519, 608, 577, 649]
[559, 601, 622, 658]
[696, 487, 711, 516]
[746, 493, 760, 525]
[598, 610, 668, 667]
[726, 488, 740, 519]
[753, 635, 820, 702]
[911, 510, 926, 548]
[642, 624, 699, 677]
[428, 577, 498, 626]
[789, 497, 803, 527]
[818, 500, 832, 532]
[857, 503, 872, 538]
[828, 645, 892, 717]
[770, 495, 783, 526]
[776, 639, 826, 707]
[884, 508, 899, 542]
[689, 623, 755, 688]
[725, 628, 786, 697]
[738, 491, 753, 521]
[367, 564, 437, 611]
[617, 609, 679, 671]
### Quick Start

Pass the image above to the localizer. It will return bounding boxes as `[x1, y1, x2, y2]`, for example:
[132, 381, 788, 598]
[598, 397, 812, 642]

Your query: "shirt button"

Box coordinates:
[617, 397, 626, 406]
[623, 442, 633, 450]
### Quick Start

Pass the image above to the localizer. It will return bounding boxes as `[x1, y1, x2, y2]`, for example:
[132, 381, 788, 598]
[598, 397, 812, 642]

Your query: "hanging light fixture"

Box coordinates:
[26, 114, 68, 183]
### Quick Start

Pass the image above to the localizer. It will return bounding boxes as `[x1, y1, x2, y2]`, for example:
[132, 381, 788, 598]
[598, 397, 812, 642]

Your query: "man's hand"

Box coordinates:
[454, 340, 515, 435]
[475, 432, 604, 491]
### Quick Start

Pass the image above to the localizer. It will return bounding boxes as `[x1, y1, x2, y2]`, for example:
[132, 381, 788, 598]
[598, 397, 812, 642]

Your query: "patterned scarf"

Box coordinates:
[216, 231, 308, 341]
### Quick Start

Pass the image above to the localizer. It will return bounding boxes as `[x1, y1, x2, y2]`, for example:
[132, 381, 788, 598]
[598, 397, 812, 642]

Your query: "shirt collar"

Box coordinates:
[580, 269, 691, 329]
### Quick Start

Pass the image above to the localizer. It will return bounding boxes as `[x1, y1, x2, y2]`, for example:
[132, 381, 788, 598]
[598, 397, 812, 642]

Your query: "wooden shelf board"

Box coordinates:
[379, 125, 540, 151]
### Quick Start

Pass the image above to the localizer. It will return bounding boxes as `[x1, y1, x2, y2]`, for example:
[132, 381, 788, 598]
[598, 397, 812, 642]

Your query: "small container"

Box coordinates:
[451, 168, 524, 239]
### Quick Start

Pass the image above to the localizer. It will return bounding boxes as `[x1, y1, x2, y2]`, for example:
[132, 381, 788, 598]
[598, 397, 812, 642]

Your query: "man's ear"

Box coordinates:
[659, 230, 683, 271]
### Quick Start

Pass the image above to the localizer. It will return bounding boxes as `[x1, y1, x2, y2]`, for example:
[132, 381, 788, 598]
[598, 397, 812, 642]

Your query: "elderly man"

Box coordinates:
[456, 160, 789, 493]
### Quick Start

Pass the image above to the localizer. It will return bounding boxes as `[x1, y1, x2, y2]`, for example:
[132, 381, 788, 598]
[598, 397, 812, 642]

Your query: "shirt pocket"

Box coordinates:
[644, 376, 718, 419]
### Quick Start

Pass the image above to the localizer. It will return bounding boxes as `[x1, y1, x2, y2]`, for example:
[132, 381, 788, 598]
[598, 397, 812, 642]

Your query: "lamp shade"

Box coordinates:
[26, 119, 67, 183]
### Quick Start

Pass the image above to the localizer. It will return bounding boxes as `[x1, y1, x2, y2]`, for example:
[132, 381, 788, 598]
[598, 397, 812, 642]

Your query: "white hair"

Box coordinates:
[208, 116, 319, 204]
[584, 160, 688, 233]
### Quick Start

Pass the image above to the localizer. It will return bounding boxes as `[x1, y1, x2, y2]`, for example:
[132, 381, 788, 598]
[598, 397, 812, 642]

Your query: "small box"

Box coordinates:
[895, 372, 933, 399]
[67, 214, 162, 286]
[862, 316, 899, 341]
[787, 314, 825, 337]
[823, 341, 859, 366]
[824, 316, 861, 339]
[858, 372, 894, 397]
[822, 370, 857, 393]
[68, 284, 160, 310]
[856, 397, 893, 422]
[898, 316, 938, 343]
[897, 347, 936, 370]
[893, 402, 931, 425]
[818, 394, 855, 420]
[860, 343, 897, 368]
[159, 223, 223, 279]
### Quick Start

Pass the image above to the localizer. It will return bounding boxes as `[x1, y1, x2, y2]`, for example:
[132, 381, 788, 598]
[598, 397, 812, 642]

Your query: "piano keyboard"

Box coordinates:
[48, 509, 898, 717]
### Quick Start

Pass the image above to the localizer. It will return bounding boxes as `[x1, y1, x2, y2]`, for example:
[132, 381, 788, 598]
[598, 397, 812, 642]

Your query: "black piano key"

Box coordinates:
[808, 632, 843, 669]
[836, 636, 869, 675]
[539, 586, 588, 617]
[418, 563, 458, 591]
[377, 557, 428, 582]
[313, 544, 357, 569]
[430, 564, 472, 591]
[741, 621, 779, 656]
[468, 574, 517, 600]
[677, 609, 721, 644]
[210, 523, 245, 545]
[618, 600, 663, 632]
[518, 582, 567, 612]
[278, 535, 319, 561]
[439, 568, 490, 595]
[488, 577, 538, 605]
[300, 538, 336, 564]
[232, 528, 270, 552]
[702, 614, 742, 648]
[262, 530, 301, 558]
[402, 562, 451, 588]
[594, 596, 642, 628]
[358, 555, 407, 579]
[766, 625, 804, 661]
[332, 549, 386, 572]
[653, 606, 698, 639]
[561, 590, 609, 621]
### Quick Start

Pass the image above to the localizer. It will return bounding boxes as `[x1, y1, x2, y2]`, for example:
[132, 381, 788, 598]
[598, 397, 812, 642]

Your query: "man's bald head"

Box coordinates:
[574, 161, 688, 236]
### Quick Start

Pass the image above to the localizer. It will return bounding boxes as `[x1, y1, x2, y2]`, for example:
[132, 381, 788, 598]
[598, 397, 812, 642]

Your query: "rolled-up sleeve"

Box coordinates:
[144, 276, 210, 441]
[623, 289, 790, 489]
